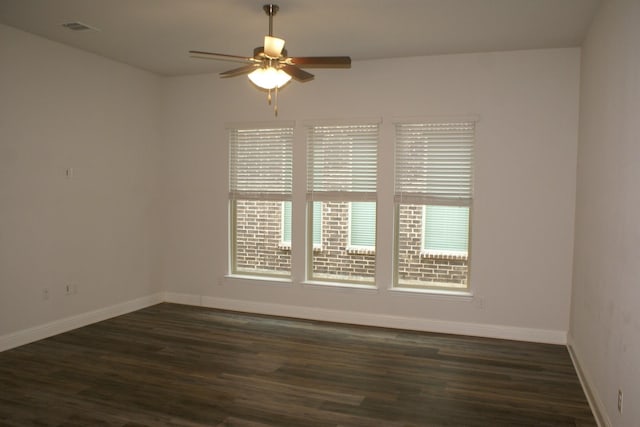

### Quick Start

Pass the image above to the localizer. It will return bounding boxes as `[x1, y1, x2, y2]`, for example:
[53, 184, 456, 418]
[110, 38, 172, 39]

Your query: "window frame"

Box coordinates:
[305, 119, 380, 286]
[227, 122, 294, 279]
[393, 119, 475, 291]
[281, 201, 323, 250]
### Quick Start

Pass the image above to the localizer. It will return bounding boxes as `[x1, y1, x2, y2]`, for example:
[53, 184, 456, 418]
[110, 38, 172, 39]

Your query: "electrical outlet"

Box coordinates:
[618, 389, 623, 413]
[65, 284, 75, 295]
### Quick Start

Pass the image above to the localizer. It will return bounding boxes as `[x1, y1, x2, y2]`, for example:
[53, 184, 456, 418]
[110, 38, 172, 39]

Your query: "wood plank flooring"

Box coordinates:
[0, 303, 595, 426]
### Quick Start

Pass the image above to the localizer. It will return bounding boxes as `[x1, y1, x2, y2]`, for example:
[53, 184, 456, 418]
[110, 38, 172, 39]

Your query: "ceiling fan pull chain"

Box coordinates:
[267, 89, 272, 105]
[274, 86, 279, 117]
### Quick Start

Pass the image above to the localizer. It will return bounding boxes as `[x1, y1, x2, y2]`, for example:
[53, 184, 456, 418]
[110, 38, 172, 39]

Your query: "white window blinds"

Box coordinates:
[229, 124, 294, 200]
[394, 121, 474, 205]
[306, 122, 379, 201]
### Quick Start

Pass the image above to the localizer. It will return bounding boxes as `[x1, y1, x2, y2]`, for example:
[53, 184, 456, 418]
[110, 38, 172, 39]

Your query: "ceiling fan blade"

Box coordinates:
[189, 50, 255, 63]
[281, 64, 314, 82]
[220, 64, 259, 78]
[288, 56, 351, 68]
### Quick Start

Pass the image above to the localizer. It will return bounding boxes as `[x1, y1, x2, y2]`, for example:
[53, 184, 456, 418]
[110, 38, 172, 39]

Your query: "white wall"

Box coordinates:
[570, 0, 640, 425]
[0, 22, 583, 350]
[159, 48, 581, 343]
[0, 24, 162, 338]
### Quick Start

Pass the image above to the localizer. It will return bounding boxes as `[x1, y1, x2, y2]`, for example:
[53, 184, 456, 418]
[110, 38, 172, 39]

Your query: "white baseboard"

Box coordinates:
[163, 292, 203, 307]
[0, 293, 164, 352]
[0, 291, 567, 353]
[165, 292, 567, 344]
[567, 337, 610, 427]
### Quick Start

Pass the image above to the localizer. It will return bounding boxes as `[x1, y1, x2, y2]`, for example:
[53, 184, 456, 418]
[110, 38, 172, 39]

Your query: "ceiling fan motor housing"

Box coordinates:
[253, 46, 287, 60]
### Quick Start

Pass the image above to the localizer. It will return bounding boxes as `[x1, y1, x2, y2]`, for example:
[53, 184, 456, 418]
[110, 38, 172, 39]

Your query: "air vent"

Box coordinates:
[61, 22, 98, 32]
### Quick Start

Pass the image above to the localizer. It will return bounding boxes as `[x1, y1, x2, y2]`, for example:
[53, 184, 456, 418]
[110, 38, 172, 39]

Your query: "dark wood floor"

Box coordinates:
[0, 303, 595, 426]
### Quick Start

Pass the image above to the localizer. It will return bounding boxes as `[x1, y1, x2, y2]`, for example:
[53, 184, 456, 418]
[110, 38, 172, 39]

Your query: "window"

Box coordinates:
[282, 201, 292, 246]
[394, 121, 474, 290]
[228, 123, 293, 277]
[306, 121, 379, 284]
[349, 202, 376, 251]
[281, 201, 322, 249]
[422, 205, 469, 256]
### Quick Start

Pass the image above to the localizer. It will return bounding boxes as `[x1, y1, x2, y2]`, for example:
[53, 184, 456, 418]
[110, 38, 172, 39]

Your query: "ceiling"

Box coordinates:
[0, 0, 601, 77]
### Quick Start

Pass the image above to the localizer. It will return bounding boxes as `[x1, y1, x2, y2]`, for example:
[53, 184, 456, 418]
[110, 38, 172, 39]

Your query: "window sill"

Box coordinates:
[389, 286, 473, 300]
[278, 243, 324, 252]
[222, 274, 292, 287]
[346, 246, 376, 255]
[278, 242, 291, 251]
[420, 250, 468, 261]
[302, 280, 378, 292]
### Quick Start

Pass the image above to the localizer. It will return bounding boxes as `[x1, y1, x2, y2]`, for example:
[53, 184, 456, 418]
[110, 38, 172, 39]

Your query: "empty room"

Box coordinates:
[0, 0, 638, 425]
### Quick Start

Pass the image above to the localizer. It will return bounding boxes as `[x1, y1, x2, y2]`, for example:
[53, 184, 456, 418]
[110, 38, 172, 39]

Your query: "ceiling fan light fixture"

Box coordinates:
[264, 36, 285, 58]
[248, 66, 291, 90]
[189, 4, 351, 116]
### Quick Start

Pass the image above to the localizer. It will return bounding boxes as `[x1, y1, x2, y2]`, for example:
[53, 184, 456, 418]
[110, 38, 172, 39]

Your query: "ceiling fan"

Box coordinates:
[189, 4, 351, 115]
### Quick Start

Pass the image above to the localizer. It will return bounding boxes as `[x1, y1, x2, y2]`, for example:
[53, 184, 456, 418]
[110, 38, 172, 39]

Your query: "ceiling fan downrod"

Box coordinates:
[264, 4, 279, 37]
[264, 4, 281, 116]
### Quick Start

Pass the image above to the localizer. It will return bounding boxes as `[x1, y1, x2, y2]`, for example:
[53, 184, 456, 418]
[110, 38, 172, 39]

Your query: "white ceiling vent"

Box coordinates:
[61, 22, 99, 32]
